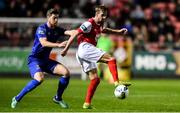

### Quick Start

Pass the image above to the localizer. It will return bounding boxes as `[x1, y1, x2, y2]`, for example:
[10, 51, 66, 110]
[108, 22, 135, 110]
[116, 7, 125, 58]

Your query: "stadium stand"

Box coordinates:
[0, 0, 179, 51]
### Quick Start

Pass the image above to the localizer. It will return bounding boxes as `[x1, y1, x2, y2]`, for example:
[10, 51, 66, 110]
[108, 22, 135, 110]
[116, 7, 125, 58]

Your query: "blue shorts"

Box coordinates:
[28, 57, 59, 78]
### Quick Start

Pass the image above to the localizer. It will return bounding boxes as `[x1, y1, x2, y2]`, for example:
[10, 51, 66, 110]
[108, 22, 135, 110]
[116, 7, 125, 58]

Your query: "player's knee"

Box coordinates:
[34, 77, 44, 82]
[101, 53, 115, 63]
[91, 77, 100, 85]
[89, 74, 99, 80]
[106, 57, 116, 63]
[109, 57, 115, 61]
[34, 73, 44, 82]
[64, 69, 70, 77]
[57, 69, 70, 77]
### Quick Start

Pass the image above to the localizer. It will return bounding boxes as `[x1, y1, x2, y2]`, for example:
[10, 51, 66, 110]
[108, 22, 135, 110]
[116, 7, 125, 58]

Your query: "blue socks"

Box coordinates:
[15, 77, 69, 102]
[56, 76, 70, 101]
[15, 79, 41, 102]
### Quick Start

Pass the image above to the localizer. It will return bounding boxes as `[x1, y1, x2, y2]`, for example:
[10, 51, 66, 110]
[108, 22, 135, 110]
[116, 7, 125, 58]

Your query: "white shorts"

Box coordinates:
[76, 42, 106, 72]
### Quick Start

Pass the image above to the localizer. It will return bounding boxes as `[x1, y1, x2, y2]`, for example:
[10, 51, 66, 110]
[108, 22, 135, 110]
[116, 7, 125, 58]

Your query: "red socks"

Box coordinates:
[85, 77, 100, 103]
[84, 59, 118, 104]
[108, 59, 119, 82]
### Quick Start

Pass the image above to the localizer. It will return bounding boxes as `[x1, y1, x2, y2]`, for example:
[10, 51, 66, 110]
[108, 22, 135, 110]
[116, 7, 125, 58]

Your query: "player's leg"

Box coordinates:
[14, 72, 44, 101]
[11, 61, 44, 108]
[98, 53, 131, 86]
[52, 63, 70, 108]
[44, 59, 70, 108]
[83, 69, 100, 109]
[77, 43, 120, 86]
[98, 53, 119, 86]
[11, 74, 43, 108]
[76, 43, 104, 108]
[76, 52, 100, 109]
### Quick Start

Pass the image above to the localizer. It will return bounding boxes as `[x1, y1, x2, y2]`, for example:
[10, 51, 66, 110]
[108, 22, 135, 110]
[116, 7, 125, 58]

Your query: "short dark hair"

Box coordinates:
[46, 8, 59, 17]
[95, 5, 108, 14]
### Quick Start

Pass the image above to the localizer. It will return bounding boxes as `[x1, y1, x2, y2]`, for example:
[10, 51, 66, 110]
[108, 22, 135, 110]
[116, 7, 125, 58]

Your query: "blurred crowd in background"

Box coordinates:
[0, 0, 180, 52]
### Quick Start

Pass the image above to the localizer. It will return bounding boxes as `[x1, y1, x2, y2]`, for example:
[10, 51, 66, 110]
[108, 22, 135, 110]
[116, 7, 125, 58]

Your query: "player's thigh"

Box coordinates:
[77, 55, 97, 73]
[53, 63, 70, 77]
[42, 59, 68, 76]
[28, 60, 44, 80]
[78, 42, 105, 63]
[77, 56, 98, 80]
[98, 53, 114, 63]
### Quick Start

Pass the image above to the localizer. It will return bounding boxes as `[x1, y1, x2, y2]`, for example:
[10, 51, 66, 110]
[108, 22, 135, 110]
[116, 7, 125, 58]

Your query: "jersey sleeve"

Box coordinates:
[78, 21, 92, 33]
[36, 26, 46, 38]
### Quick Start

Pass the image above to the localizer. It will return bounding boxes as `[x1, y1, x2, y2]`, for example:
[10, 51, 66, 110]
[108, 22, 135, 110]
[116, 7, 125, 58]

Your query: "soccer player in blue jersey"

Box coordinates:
[11, 8, 76, 109]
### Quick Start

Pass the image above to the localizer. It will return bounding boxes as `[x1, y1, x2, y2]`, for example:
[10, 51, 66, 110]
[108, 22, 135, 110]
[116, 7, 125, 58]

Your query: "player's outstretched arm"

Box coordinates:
[102, 28, 128, 35]
[58, 41, 68, 48]
[61, 30, 79, 56]
[39, 38, 64, 48]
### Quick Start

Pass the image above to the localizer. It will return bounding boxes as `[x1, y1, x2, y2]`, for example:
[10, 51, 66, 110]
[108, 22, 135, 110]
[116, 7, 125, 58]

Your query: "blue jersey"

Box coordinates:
[28, 23, 65, 60]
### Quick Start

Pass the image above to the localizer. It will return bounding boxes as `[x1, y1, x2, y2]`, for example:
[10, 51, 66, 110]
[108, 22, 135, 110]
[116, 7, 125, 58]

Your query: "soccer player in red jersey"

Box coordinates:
[61, 5, 131, 109]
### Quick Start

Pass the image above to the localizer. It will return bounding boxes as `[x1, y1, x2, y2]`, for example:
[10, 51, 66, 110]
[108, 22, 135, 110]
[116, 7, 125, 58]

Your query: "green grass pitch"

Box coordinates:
[1, 78, 180, 112]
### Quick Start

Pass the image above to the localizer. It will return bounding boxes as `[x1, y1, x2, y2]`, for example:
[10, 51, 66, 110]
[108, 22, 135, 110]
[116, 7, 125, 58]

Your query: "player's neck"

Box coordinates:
[47, 22, 55, 29]
[93, 17, 103, 26]
[93, 17, 100, 25]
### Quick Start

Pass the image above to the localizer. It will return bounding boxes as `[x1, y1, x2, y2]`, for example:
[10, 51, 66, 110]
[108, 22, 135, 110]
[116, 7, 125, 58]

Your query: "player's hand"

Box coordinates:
[58, 41, 67, 48]
[119, 28, 128, 35]
[61, 49, 68, 57]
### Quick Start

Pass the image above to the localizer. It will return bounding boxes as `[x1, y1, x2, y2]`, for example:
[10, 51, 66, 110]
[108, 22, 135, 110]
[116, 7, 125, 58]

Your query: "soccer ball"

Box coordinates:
[114, 85, 129, 99]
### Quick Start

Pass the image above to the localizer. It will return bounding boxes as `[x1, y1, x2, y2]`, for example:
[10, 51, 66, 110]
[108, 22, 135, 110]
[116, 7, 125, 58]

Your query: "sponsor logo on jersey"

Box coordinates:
[80, 25, 87, 31]
[38, 29, 45, 34]
[36, 65, 40, 69]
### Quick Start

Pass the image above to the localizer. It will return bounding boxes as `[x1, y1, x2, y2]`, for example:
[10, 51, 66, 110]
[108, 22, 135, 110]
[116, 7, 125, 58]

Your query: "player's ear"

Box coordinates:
[47, 14, 51, 19]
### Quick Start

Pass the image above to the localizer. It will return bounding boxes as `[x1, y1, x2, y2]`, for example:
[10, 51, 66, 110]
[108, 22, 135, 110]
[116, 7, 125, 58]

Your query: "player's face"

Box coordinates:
[96, 11, 107, 24]
[48, 14, 59, 27]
